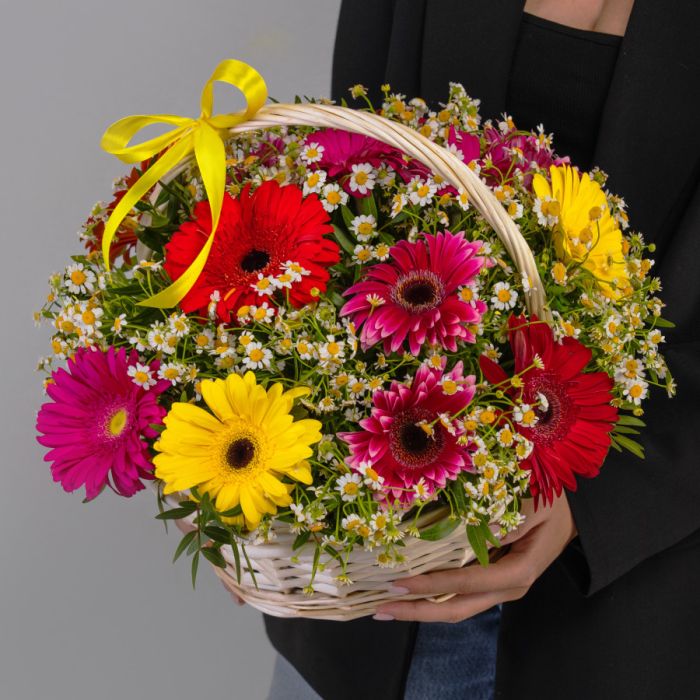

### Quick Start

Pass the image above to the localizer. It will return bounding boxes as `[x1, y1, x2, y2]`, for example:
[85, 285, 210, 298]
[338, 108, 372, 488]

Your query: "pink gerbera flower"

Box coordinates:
[305, 128, 401, 179]
[36, 346, 168, 500]
[481, 127, 569, 189]
[340, 230, 487, 354]
[340, 361, 476, 504]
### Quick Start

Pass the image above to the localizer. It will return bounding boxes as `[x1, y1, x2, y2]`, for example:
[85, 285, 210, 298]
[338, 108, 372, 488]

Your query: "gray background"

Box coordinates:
[0, 1, 341, 698]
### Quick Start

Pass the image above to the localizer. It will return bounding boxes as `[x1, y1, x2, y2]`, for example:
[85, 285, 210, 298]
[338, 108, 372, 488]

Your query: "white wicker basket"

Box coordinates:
[154, 103, 549, 621]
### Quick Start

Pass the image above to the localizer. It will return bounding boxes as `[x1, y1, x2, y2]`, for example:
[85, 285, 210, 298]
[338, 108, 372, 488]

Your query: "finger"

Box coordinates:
[395, 545, 539, 597]
[376, 588, 524, 623]
[230, 591, 245, 606]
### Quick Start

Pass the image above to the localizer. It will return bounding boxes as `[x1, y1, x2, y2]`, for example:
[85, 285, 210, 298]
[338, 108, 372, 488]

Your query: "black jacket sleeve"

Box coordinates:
[566, 176, 700, 594]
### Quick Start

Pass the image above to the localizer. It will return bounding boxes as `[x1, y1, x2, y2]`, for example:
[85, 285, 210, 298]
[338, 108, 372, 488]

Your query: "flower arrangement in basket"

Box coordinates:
[35, 60, 674, 620]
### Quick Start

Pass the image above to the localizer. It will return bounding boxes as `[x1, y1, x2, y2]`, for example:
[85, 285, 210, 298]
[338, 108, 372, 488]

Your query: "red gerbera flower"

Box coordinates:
[163, 180, 339, 321]
[479, 315, 618, 505]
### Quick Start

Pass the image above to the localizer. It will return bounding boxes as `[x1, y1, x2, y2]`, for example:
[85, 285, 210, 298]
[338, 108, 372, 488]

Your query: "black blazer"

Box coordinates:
[264, 2, 700, 698]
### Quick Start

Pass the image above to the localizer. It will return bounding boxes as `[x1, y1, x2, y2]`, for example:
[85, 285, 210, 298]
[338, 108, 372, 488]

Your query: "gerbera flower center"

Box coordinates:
[240, 248, 271, 273]
[390, 409, 445, 469]
[392, 270, 445, 313]
[106, 407, 129, 437]
[225, 437, 257, 470]
[526, 372, 578, 445]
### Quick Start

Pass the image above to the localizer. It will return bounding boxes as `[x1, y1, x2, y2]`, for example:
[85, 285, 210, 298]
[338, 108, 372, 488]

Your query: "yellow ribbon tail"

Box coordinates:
[101, 136, 193, 272]
[138, 226, 216, 308]
[193, 121, 227, 234]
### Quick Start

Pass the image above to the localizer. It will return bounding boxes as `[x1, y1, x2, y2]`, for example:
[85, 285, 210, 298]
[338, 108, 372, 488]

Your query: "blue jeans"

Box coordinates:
[267, 606, 501, 699]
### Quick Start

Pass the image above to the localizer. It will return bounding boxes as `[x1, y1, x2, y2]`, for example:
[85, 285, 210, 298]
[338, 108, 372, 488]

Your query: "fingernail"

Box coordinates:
[388, 585, 410, 595]
[373, 613, 395, 621]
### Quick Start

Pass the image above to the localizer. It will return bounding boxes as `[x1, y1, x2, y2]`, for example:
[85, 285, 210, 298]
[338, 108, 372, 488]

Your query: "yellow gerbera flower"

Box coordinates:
[154, 372, 321, 529]
[533, 165, 628, 298]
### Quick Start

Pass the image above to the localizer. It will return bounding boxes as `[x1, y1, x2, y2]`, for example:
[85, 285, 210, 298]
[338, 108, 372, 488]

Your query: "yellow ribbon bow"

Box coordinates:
[100, 59, 268, 308]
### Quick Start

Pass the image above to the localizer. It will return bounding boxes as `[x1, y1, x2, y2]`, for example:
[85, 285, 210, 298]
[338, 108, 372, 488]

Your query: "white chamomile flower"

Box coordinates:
[147, 323, 169, 352]
[390, 192, 408, 217]
[412, 478, 431, 501]
[243, 341, 273, 370]
[623, 379, 649, 405]
[158, 362, 184, 385]
[615, 356, 646, 383]
[351, 214, 377, 242]
[303, 169, 327, 196]
[357, 461, 385, 491]
[321, 183, 348, 212]
[250, 302, 275, 323]
[374, 243, 391, 261]
[407, 177, 437, 206]
[513, 403, 539, 427]
[168, 312, 189, 338]
[491, 281, 518, 310]
[193, 329, 215, 354]
[348, 163, 376, 195]
[128, 363, 157, 390]
[300, 142, 325, 164]
[64, 263, 96, 294]
[336, 473, 363, 502]
[456, 188, 470, 210]
[252, 273, 275, 297]
[352, 244, 373, 265]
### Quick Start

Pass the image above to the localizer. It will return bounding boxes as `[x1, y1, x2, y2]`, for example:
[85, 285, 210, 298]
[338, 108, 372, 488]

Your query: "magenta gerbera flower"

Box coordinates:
[340, 361, 476, 503]
[36, 346, 168, 500]
[341, 230, 487, 354]
[305, 128, 401, 178]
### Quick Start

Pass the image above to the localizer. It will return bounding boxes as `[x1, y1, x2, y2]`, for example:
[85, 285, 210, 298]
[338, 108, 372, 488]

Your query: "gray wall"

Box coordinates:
[0, 2, 341, 698]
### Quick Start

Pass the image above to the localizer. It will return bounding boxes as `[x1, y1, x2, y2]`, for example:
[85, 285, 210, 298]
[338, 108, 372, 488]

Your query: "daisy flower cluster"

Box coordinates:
[35, 81, 673, 590]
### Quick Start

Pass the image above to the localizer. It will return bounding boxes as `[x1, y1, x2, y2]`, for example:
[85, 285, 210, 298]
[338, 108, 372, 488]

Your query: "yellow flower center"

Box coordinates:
[417, 184, 430, 198]
[343, 482, 359, 496]
[107, 407, 128, 437]
[327, 342, 340, 355]
[358, 222, 373, 236]
[629, 384, 643, 398]
[307, 172, 320, 187]
[195, 334, 210, 347]
[70, 270, 86, 285]
[326, 190, 341, 205]
[306, 147, 318, 159]
[354, 171, 368, 186]
[133, 371, 149, 384]
[249, 348, 264, 362]
[479, 410, 496, 425]
[441, 379, 458, 395]
[163, 368, 179, 380]
[497, 289, 512, 303]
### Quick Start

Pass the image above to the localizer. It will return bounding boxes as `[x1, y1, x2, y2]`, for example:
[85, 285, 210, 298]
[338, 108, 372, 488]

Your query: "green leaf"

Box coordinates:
[203, 525, 232, 545]
[340, 204, 356, 230]
[481, 521, 501, 549]
[467, 524, 490, 567]
[652, 317, 675, 328]
[419, 517, 460, 541]
[617, 415, 646, 427]
[614, 434, 646, 459]
[218, 504, 243, 518]
[201, 547, 227, 569]
[293, 531, 311, 551]
[191, 551, 200, 589]
[332, 224, 356, 255]
[358, 193, 378, 219]
[241, 544, 258, 589]
[173, 531, 197, 563]
[613, 425, 641, 435]
[177, 500, 197, 512]
[155, 507, 196, 521]
[231, 540, 242, 584]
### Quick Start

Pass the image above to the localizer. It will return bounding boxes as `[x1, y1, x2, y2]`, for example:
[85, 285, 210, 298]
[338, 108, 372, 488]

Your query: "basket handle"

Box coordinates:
[227, 103, 549, 321]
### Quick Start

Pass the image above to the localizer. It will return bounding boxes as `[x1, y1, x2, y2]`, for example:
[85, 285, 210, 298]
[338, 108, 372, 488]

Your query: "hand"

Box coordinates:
[374, 493, 577, 622]
[173, 517, 245, 606]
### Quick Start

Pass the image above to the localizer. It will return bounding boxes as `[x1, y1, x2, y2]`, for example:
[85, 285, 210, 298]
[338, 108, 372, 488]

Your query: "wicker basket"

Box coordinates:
[154, 103, 549, 621]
